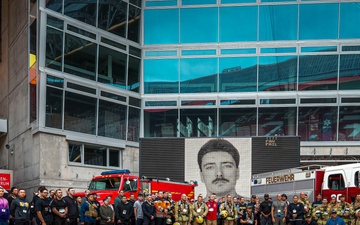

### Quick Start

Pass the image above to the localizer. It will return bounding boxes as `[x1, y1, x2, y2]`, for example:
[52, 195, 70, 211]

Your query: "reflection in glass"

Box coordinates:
[339, 106, 360, 141]
[258, 55, 297, 91]
[181, 8, 218, 43]
[180, 109, 217, 137]
[339, 54, 360, 90]
[219, 108, 256, 137]
[67, 24, 96, 39]
[260, 47, 296, 54]
[47, 75, 64, 88]
[144, 9, 179, 44]
[46, 27, 63, 71]
[47, 15, 64, 30]
[219, 57, 257, 92]
[182, 0, 216, 5]
[259, 5, 297, 41]
[300, 4, 338, 40]
[144, 59, 179, 94]
[128, 107, 140, 142]
[146, 0, 177, 6]
[84, 146, 106, 166]
[299, 55, 338, 91]
[298, 107, 337, 141]
[46, 0, 62, 13]
[144, 109, 178, 137]
[64, 92, 97, 135]
[69, 144, 81, 163]
[181, 100, 216, 106]
[180, 58, 218, 93]
[258, 107, 296, 136]
[128, 56, 141, 92]
[220, 6, 257, 42]
[220, 99, 255, 105]
[145, 101, 177, 107]
[128, 5, 141, 43]
[98, 1, 127, 38]
[64, 1, 97, 26]
[109, 149, 120, 167]
[64, 34, 97, 81]
[301, 46, 337, 53]
[46, 87, 63, 129]
[340, 3, 360, 39]
[98, 46, 127, 89]
[222, 0, 256, 3]
[221, 48, 256, 55]
[98, 100, 127, 140]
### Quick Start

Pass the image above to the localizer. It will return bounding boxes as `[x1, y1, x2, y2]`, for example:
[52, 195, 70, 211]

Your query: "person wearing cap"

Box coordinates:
[192, 195, 208, 225]
[281, 195, 289, 207]
[197, 139, 241, 201]
[220, 195, 238, 225]
[312, 198, 331, 225]
[272, 194, 287, 225]
[325, 210, 345, 225]
[287, 195, 304, 225]
[303, 214, 317, 225]
[240, 206, 257, 225]
[335, 195, 353, 225]
[260, 194, 272, 225]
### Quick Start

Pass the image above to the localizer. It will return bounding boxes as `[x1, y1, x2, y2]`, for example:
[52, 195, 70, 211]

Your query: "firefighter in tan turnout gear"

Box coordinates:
[220, 195, 238, 225]
[192, 195, 208, 225]
[175, 194, 193, 225]
[312, 198, 331, 225]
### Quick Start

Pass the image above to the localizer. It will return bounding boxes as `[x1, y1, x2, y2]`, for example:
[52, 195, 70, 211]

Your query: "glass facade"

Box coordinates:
[143, 0, 360, 142]
[34, 0, 360, 157]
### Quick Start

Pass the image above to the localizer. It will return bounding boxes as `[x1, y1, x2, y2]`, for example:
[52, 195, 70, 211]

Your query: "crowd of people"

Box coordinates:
[1, 186, 360, 225]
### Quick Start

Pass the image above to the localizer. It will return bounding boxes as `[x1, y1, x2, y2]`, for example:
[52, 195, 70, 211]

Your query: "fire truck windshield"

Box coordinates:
[89, 177, 121, 190]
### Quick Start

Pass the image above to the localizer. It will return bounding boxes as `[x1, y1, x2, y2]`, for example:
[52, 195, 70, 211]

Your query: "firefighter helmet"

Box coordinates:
[220, 210, 228, 218]
[195, 216, 204, 224]
[166, 219, 172, 224]
[173, 222, 180, 225]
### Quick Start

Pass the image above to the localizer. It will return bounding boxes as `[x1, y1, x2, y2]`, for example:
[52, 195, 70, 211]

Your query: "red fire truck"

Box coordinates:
[75, 170, 197, 204]
[251, 163, 360, 203]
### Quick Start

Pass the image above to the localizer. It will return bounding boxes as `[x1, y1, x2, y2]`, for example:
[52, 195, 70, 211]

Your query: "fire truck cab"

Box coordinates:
[251, 163, 360, 203]
[75, 169, 197, 205]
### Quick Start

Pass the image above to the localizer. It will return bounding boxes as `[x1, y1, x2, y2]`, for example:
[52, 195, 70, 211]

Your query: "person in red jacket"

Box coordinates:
[206, 194, 218, 225]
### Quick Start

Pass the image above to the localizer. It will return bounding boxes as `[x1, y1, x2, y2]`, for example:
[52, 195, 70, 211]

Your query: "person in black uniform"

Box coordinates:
[8, 187, 19, 225]
[116, 196, 133, 225]
[63, 188, 78, 225]
[288, 196, 304, 225]
[142, 195, 155, 225]
[10, 189, 31, 225]
[302, 215, 317, 225]
[35, 187, 52, 225]
[50, 190, 68, 225]
[260, 194, 272, 225]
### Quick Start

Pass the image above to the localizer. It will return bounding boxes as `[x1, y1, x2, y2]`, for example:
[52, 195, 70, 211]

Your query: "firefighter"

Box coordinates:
[312, 198, 331, 225]
[299, 193, 312, 215]
[175, 194, 192, 225]
[220, 195, 238, 225]
[328, 198, 337, 212]
[351, 209, 360, 225]
[154, 191, 170, 225]
[192, 195, 208, 225]
[353, 195, 360, 213]
[336, 195, 354, 225]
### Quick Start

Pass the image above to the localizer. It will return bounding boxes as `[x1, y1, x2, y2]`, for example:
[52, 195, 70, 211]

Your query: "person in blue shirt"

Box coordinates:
[325, 210, 345, 225]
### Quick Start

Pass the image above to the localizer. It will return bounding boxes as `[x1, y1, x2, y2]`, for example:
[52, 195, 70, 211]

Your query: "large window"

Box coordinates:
[258, 55, 297, 91]
[338, 106, 360, 141]
[180, 8, 218, 43]
[98, 100, 127, 140]
[68, 143, 122, 168]
[258, 107, 297, 136]
[339, 54, 360, 90]
[219, 108, 256, 136]
[299, 4, 338, 40]
[298, 107, 337, 141]
[128, 106, 141, 142]
[144, 109, 178, 137]
[340, 3, 360, 39]
[179, 108, 217, 137]
[219, 57, 257, 92]
[64, 92, 97, 135]
[259, 5, 297, 41]
[144, 9, 179, 44]
[220, 6, 257, 42]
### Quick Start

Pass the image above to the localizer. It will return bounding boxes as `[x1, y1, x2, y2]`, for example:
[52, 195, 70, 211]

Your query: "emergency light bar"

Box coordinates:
[101, 169, 131, 175]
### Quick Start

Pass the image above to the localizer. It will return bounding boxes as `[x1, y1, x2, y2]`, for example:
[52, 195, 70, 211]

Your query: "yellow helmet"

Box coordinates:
[196, 216, 204, 224]
[173, 222, 180, 225]
[220, 210, 228, 218]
